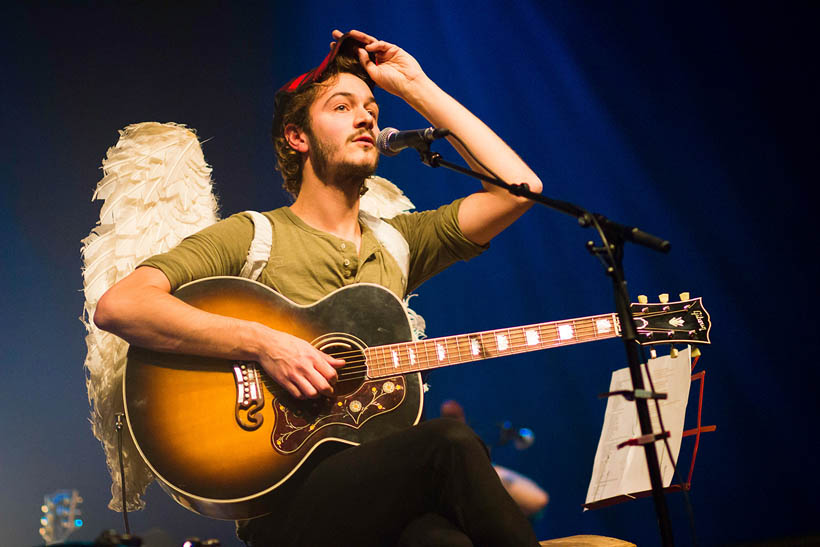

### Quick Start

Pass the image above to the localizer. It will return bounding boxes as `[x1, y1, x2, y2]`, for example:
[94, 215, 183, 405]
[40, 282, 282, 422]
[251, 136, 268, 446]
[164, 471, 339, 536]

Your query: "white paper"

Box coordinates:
[585, 347, 692, 507]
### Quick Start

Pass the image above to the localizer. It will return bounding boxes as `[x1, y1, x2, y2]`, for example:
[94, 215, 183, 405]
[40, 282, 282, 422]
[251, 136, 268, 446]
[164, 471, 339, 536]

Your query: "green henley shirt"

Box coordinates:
[141, 198, 487, 304]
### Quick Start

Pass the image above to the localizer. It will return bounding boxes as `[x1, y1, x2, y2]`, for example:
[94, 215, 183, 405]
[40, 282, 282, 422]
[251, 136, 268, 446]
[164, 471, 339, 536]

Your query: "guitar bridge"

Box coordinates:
[233, 362, 264, 431]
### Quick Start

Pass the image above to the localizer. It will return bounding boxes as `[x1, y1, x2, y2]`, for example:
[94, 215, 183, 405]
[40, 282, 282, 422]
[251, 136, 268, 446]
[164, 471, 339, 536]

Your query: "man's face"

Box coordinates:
[305, 72, 380, 185]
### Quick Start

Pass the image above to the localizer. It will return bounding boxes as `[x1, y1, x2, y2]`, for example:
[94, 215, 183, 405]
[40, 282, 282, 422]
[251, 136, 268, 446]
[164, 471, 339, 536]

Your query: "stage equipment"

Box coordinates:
[405, 131, 703, 546]
[498, 421, 535, 450]
[376, 126, 450, 156]
[39, 489, 83, 545]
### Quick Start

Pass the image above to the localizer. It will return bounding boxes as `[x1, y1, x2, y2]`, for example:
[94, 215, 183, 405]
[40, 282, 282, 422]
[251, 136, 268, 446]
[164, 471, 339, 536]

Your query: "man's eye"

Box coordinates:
[335, 104, 349, 111]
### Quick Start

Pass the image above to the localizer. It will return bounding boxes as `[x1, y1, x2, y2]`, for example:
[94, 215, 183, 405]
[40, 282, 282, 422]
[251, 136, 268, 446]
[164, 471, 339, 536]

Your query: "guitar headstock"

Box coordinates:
[630, 292, 711, 346]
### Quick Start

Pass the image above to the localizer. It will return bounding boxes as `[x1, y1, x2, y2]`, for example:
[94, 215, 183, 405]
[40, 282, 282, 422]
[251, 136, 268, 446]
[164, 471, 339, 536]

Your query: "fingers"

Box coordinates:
[307, 366, 336, 397]
[343, 29, 378, 44]
[277, 365, 332, 399]
[331, 29, 385, 48]
[293, 375, 320, 399]
[277, 353, 341, 400]
[316, 359, 340, 384]
[321, 351, 345, 369]
[261, 331, 347, 399]
[364, 40, 394, 52]
[278, 377, 303, 400]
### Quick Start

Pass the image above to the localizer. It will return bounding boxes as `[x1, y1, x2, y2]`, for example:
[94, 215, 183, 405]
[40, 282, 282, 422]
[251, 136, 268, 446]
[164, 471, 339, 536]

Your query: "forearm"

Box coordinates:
[402, 76, 543, 197]
[401, 77, 543, 244]
[94, 283, 262, 362]
[94, 266, 342, 399]
[349, 29, 542, 243]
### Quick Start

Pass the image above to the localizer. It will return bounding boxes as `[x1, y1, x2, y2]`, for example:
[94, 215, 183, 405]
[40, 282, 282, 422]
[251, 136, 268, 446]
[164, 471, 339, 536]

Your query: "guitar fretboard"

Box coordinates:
[364, 313, 620, 378]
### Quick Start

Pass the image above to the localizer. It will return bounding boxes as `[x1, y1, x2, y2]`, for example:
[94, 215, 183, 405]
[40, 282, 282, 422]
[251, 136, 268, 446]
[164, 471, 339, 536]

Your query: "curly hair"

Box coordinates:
[272, 54, 374, 198]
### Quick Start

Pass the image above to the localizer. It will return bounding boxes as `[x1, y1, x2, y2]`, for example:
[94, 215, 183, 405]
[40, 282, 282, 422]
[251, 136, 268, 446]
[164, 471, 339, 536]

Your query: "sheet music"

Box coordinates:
[585, 347, 691, 507]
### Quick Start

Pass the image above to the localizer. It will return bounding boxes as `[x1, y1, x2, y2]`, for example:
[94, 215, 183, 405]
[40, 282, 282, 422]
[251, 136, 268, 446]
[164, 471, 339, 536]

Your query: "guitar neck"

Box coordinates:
[364, 312, 620, 378]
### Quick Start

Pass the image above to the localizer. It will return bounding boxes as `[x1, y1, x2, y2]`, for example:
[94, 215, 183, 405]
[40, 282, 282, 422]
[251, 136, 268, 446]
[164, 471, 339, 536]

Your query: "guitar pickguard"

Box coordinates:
[270, 376, 407, 454]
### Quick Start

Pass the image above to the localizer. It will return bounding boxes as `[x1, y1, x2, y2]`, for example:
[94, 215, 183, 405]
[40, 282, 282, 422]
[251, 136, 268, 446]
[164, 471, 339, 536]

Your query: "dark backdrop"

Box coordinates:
[2, 2, 817, 546]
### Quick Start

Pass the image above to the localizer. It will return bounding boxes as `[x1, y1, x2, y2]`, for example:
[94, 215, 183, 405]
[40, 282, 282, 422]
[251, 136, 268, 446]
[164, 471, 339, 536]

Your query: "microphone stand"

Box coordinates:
[416, 145, 675, 546]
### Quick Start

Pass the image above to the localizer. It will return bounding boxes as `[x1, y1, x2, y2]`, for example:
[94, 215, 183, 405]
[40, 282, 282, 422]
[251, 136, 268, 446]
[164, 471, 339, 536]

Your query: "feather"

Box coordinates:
[81, 122, 219, 511]
[359, 175, 416, 219]
[359, 176, 426, 341]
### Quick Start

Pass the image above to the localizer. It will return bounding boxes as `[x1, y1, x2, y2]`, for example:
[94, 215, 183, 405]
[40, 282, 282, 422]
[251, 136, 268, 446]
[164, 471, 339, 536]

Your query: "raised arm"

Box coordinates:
[94, 266, 343, 399]
[336, 29, 543, 245]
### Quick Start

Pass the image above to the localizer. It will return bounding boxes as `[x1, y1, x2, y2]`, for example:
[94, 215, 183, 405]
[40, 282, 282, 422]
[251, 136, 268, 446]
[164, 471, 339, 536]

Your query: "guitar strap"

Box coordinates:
[239, 211, 274, 281]
[240, 206, 425, 342]
[239, 210, 410, 285]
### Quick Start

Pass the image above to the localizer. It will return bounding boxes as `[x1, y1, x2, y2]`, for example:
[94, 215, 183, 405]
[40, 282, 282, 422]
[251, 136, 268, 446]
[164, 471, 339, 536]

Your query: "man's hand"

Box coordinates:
[257, 329, 345, 400]
[96, 266, 346, 401]
[330, 29, 543, 246]
[331, 29, 427, 99]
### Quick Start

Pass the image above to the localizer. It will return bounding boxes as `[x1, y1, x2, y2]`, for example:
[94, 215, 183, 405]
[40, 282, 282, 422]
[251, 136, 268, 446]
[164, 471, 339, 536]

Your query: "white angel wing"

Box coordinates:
[359, 175, 426, 341]
[81, 122, 219, 511]
[359, 175, 416, 219]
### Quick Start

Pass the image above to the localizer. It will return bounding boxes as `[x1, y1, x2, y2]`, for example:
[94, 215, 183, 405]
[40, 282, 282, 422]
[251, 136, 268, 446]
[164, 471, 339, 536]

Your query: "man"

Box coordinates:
[95, 29, 543, 546]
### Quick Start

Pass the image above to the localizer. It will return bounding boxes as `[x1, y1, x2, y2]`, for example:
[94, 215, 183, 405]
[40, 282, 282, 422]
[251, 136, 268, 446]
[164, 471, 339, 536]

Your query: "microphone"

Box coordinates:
[376, 126, 450, 156]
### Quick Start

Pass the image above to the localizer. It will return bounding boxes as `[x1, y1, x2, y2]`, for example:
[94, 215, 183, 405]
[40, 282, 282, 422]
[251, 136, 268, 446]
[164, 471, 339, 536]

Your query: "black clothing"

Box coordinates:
[238, 418, 539, 546]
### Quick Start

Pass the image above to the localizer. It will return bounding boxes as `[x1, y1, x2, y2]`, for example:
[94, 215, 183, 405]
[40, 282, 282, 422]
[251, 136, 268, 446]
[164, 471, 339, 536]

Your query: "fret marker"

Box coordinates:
[525, 329, 540, 346]
[596, 319, 612, 334]
[408, 347, 416, 366]
[391, 349, 399, 368]
[496, 334, 509, 351]
[557, 324, 574, 340]
[470, 337, 481, 356]
[436, 343, 446, 362]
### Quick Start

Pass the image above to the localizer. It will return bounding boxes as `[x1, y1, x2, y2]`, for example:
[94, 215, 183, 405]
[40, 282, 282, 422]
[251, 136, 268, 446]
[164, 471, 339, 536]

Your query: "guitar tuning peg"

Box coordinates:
[658, 293, 669, 304]
[638, 295, 648, 304]
[691, 347, 701, 358]
[670, 347, 679, 358]
[679, 292, 690, 301]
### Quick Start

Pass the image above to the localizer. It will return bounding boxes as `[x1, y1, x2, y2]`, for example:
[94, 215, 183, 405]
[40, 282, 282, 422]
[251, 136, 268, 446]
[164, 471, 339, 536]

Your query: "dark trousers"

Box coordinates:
[238, 418, 539, 546]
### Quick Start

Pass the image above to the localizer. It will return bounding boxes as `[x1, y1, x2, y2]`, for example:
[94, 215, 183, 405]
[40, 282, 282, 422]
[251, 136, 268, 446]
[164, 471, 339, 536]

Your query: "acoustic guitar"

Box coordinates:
[124, 276, 711, 519]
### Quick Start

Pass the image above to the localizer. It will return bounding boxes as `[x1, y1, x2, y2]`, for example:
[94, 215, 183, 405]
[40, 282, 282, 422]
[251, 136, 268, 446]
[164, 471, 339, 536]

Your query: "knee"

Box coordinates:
[423, 418, 489, 459]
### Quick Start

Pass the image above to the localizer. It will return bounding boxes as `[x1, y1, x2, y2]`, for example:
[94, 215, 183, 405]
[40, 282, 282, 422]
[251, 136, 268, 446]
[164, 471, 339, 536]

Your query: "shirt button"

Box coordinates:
[340, 243, 346, 250]
[344, 269, 352, 277]
[343, 259, 350, 266]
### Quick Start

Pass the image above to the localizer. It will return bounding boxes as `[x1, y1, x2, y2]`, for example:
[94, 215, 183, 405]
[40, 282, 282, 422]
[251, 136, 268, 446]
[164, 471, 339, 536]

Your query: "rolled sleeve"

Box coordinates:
[139, 213, 254, 292]
[385, 197, 489, 292]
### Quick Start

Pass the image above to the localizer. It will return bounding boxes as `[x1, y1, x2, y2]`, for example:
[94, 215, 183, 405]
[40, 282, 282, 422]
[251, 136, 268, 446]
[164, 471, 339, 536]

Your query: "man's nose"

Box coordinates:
[353, 106, 375, 128]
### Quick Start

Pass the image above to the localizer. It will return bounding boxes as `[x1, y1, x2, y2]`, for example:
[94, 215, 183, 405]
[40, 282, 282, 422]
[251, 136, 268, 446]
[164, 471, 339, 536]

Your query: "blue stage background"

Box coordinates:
[2, 3, 817, 545]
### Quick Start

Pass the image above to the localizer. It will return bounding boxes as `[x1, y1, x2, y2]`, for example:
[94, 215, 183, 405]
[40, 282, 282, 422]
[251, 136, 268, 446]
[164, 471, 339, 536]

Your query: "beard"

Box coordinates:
[306, 125, 378, 192]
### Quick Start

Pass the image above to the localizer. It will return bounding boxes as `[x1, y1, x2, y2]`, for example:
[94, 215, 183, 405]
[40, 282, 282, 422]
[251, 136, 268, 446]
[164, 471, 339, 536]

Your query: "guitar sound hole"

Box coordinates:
[315, 337, 368, 397]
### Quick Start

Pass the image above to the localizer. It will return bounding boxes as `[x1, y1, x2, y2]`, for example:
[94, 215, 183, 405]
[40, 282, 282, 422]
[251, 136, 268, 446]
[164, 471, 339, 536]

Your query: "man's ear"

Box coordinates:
[284, 123, 309, 153]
